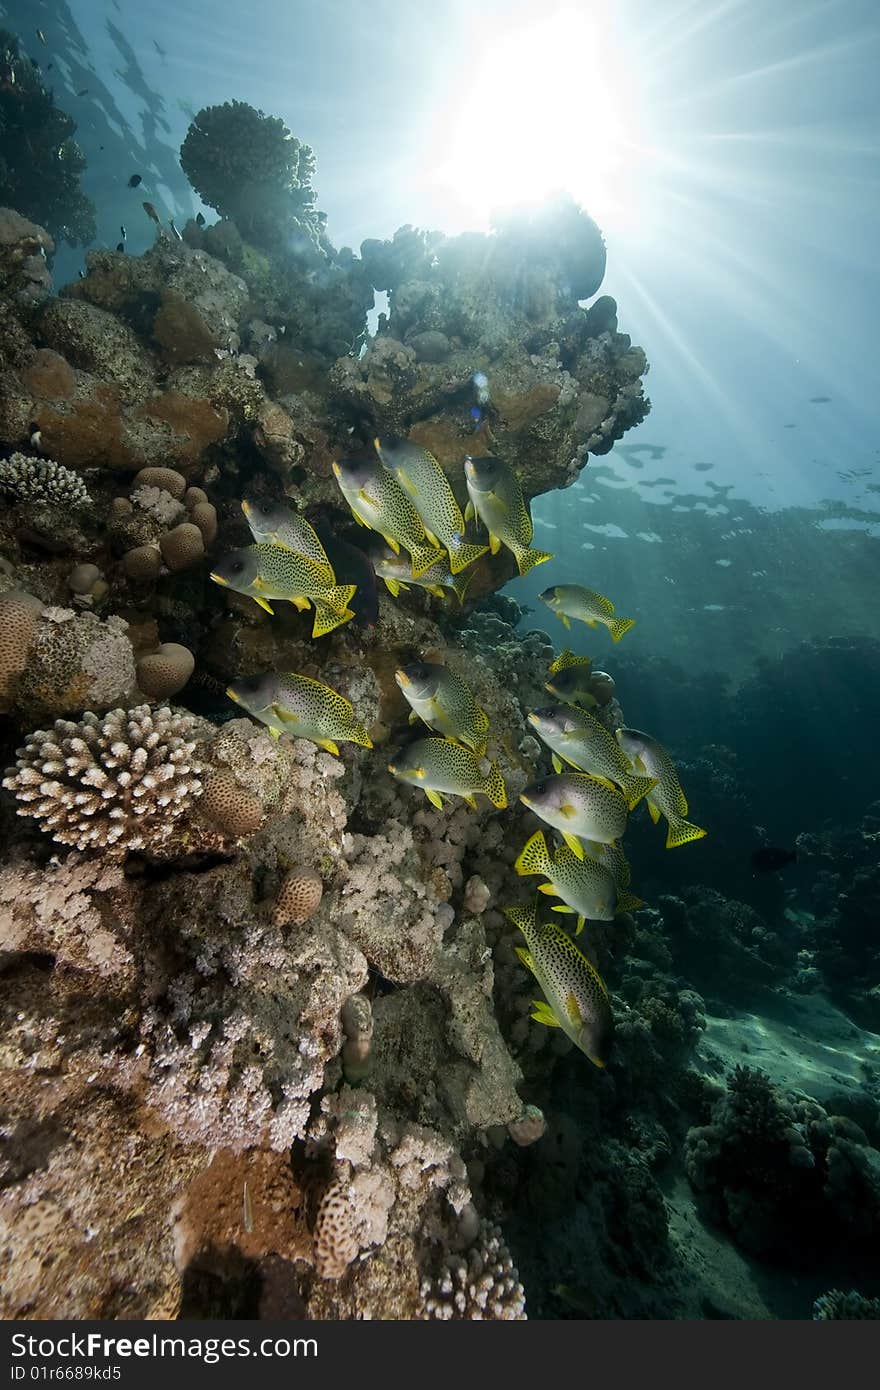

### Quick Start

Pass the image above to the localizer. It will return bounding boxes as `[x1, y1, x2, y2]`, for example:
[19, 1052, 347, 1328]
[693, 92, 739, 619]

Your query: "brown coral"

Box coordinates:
[0, 590, 42, 706]
[136, 643, 195, 700]
[132, 466, 187, 499]
[122, 545, 162, 581]
[199, 770, 263, 838]
[272, 867, 323, 926]
[313, 1179, 359, 1280]
[189, 500, 217, 545]
[160, 522, 205, 572]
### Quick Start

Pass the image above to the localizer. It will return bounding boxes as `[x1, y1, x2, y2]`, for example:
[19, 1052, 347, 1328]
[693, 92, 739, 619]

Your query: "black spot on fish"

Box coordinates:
[751, 846, 797, 875]
[127, 173, 142, 188]
[195, 212, 206, 227]
[809, 395, 831, 404]
[116, 242, 125, 253]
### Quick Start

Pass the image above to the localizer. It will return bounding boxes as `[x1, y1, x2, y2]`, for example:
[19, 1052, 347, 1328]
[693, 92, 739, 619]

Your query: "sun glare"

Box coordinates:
[428, 6, 646, 237]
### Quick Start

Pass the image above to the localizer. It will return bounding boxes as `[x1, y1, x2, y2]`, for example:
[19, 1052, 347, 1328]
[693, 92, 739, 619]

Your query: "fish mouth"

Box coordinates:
[209, 572, 228, 586]
[527, 712, 540, 727]
[386, 763, 397, 774]
[331, 461, 342, 478]
[519, 793, 531, 806]
[241, 499, 253, 517]
[225, 687, 242, 704]
[395, 669, 409, 688]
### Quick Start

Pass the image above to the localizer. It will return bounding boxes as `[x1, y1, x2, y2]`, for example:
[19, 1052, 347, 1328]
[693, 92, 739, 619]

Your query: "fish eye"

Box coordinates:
[231, 558, 245, 573]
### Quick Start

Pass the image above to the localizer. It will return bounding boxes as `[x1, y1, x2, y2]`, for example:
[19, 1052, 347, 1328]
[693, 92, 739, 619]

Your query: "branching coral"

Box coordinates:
[0, 31, 96, 247]
[0, 453, 91, 509]
[2, 705, 205, 854]
[419, 1220, 526, 1319]
[180, 101, 323, 250]
[685, 1066, 880, 1259]
[813, 1289, 880, 1320]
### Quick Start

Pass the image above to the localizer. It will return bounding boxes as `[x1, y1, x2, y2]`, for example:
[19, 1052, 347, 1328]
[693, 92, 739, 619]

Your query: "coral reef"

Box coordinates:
[3, 704, 206, 854]
[0, 31, 96, 247]
[0, 452, 91, 508]
[180, 101, 323, 252]
[813, 1289, 880, 1320]
[4, 93, 865, 1326]
[685, 1066, 880, 1260]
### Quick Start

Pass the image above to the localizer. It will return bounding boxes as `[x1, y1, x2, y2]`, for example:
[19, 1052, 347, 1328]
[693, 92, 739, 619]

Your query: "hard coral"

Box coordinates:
[198, 770, 264, 838]
[3, 704, 204, 854]
[419, 1219, 526, 1319]
[272, 867, 323, 927]
[0, 453, 90, 509]
[180, 101, 322, 250]
[0, 589, 42, 707]
[11, 607, 136, 719]
[136, 643, 195, 700]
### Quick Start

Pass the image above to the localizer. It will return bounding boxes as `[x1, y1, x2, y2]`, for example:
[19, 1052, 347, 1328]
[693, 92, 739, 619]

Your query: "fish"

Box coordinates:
[369, 541, 473, 605]
[515, 829, 642, 932]
[504, 899, 613, 1068]
[545, 649, 598, 708]
[37, 29, 47, 44]
[395, 660, 489, 755]
[196, 212, 206, 227]
[241, 497, 333, 576]
[116, 243, 125, 253]
[312, 524, 379, 627]
[142, 201, 161, 225]
[387, 737, 506, 811]
[463, 454, 553, 576]
[332, 455, 445, 578]
[519, 772, 628, 859]
[616, 727, 707, 849]
[209, 544, 356, 639]
[169, 218, 182, 241]
[583, 838, 633, 892]
[120, 224, 126, 240]
[127, 174, 142, 188]
[76, 88, 89, 97]
[539, 585, 635, 642]
[527, 706, 656, 811]
[751, 846, 797, 874]
[226, 671, 372, 756]
[374, 437, 488, 574]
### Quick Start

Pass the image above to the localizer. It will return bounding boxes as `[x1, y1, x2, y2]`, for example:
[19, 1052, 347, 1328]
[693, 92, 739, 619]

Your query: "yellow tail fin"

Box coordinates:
[515, 546, 554, 577]
[450, 568, 475, 606]
[514, 830, 552, 878]
[619, 773, 658, 812]
[483, 759, 508, 809]
[322, 583, 358, 614]
[447, 539, 489, 574]
[409, 541, 446, 579]
[666, 818, 708, 849]
[609, 616, 636, 642]
[311, 603, 355, 639]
